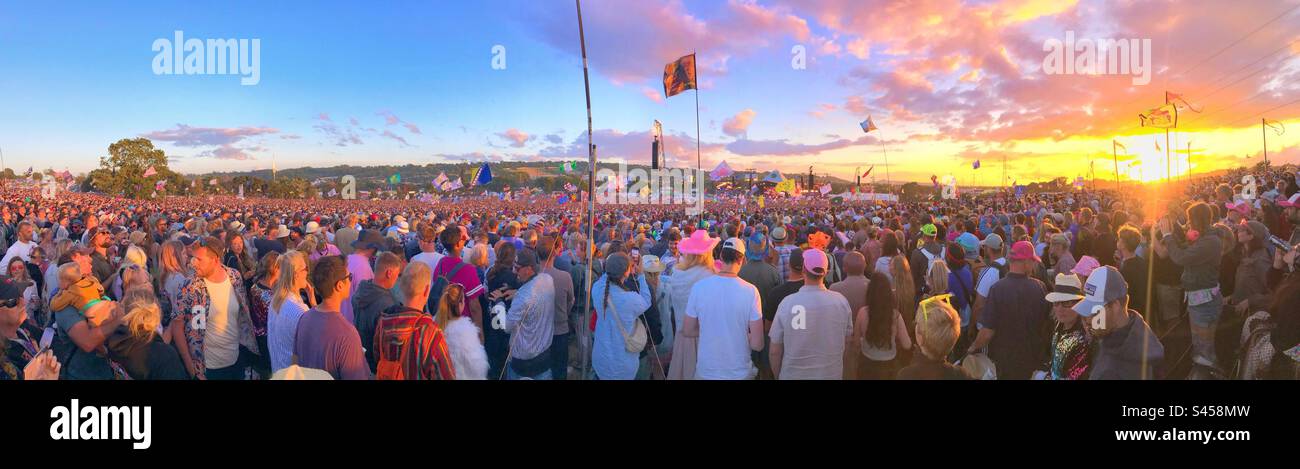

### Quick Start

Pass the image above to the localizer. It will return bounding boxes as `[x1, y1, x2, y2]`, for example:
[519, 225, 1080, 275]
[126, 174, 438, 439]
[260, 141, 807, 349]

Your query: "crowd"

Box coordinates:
[2, 165, 1299, 380]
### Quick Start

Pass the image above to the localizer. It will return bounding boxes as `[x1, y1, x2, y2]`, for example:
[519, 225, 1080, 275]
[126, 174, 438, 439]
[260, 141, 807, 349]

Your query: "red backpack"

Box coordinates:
[374, 309, 427, 380]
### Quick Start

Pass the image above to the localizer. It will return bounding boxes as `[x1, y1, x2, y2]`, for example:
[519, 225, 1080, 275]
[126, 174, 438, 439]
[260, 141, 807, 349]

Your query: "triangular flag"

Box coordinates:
[143, 166, 157, 177]
[1139, 104, 1178, 128]
[763, 170, 785, 183]
[972, 160, 981, 170]
[1154, 137, 1162, 152]
[1166, 92, 1203, 113]
[473, 163, 493, 186]
[1114, 140, 1127, 152]
[1264, 119, 1286, 136]
[663, 54, 697, 98]
[862, 166, 874, 178]
[860, 116, 878, 133]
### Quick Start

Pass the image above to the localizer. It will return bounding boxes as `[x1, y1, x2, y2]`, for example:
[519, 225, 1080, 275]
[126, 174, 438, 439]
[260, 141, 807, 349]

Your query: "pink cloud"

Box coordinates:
[498, 128, 533, 148]
[723, 109, 757, 138]
[641, 86, 664, 103]
[142, 124, 279, 147]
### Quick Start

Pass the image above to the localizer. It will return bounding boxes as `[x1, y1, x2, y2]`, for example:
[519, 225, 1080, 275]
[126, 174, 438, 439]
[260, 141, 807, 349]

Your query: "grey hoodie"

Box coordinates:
[1090, 311, 1164, 380]
[352, 279, 397, 371]
[1164, 230, 1222, 292]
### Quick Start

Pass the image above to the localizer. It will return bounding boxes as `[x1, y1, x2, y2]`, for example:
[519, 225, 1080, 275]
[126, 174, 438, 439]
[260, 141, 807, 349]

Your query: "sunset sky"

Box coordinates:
[1, 0, 1298, 185]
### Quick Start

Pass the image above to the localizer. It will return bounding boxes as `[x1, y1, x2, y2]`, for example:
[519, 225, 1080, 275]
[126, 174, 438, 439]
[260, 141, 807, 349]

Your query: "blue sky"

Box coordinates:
[1, 0, 1297, 184]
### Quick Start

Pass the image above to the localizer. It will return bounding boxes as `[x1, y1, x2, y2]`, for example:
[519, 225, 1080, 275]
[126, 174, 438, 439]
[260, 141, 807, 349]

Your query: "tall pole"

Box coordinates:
[883, 147, 891, 190]
[1165, 91, 1172, 182]
[576, 0, 596, 381]
[1113, 140, 1120, 192]
[693, 51, 702, 192]
[1263, 118, 1269, 166]
[1186, 140, 1192, 184]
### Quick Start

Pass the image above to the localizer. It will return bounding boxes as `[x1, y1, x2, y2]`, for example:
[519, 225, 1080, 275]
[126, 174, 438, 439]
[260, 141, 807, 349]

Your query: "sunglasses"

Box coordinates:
[918, 293, 953, 322]
[0, 297, 20, 308]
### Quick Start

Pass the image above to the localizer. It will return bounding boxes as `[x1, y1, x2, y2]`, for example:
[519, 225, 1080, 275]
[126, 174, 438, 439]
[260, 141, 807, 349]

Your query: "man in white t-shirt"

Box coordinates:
[0, 221, 36, 268]
[973, 233, 1007, 326]
[409, 224, 444, 275]
[683, 237, 764, 380]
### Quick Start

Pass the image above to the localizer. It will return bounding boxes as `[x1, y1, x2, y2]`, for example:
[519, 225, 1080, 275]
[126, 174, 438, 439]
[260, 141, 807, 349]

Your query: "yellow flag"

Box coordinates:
[757, 195, 765, 209]
[775, 179, 795, 193]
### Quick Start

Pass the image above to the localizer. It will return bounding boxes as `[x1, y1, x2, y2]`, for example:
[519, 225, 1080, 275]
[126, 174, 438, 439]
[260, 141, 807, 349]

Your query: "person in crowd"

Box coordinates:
[770, 249, 853, 380]
[173, 236, 261, 380]
[484, 242, 520, 379]
[373, 261, 455, 380]
[294, 255, 368, 380]
[268, 250, 315, 373]
[1074, 266, 1164, 380]
[591, 252, 652, 380]
[1160, 202, 1224, 378]
[1042, 273, 1091, 380]
[683, 238, 764, 380]
[1116, 225, 1151, 320]
[353, 252, 401, 373]
[50, 263, 124, 379]
[106, 287, 188, 380]
[897, 295, 970, 380]
[665, 229, 719, 380]
[223, 232, 257, 282]
[830, 251, 869, 380]
[501, 249, 555, 380]
[855, 270, 913, 379]
[967, 241, 1051, 379]
[536, 234, 574, 380]
[246, 251, 280, 377]
[2, 275, 62, 380]
[434, 282, 488, 380]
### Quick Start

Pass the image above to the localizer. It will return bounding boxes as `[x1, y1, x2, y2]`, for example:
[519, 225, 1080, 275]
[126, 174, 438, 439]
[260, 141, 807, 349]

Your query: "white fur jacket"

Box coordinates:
[445, 317, 489, 380]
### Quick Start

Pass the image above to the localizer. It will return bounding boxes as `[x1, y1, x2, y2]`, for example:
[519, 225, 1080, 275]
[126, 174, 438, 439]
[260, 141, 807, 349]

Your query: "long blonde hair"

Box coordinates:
[156, 240, 186, 294]
[271, 251, 308, 312]
[890, 254, 915, 322]
[675, 252, 717, 274]
[120, 287, 162, 341]
[433, 283, 466, 331]
[926, 259, 950, 297]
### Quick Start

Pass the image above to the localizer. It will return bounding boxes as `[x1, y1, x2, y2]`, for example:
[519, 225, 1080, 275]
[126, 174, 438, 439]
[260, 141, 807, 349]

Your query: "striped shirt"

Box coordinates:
[373, 306, 456, 380]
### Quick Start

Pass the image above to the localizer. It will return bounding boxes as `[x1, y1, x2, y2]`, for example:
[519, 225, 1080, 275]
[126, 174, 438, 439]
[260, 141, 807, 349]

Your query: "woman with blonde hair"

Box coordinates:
[434, 283, 488, 380]
[247, 251, 281, 376]
[665, 229, 719, 380]
[896, 295, 970, 380]
[267, 250, 316, 373]
[43, 239, 74, 305]
[156, 240, 188, 323]
[105, 287, 189, 380]
[926, 259, 950, 299]
[890, 248, 916, 339]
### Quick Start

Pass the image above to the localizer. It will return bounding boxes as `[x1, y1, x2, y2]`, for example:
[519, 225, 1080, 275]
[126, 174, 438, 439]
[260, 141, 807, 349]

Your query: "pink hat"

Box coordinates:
[802, 249, 828, 275]
[1071, 255, 1101, 277]
[1278, 193, 1300, 208]
[1226, 201, 1252, 215]
[1008, 240, 1041, 262]
[678, 228, 719, 255]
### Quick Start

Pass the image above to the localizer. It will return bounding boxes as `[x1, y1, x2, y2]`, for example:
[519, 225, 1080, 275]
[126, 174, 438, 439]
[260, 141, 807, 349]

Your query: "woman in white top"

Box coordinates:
[434, 283, 489, 380]
[268, 251, 316, 372]
[664, 230, 719, 380]
[855, 271, 912, 380]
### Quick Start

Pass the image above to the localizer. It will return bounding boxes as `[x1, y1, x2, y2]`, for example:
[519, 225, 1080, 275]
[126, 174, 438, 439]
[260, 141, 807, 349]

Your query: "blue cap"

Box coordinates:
[746, 233, 767, 261]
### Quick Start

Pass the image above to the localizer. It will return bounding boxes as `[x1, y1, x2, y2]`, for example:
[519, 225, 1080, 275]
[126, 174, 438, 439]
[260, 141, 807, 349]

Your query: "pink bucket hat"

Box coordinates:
[678, 228, 719, 255]
[1071, 255, 1101, 277]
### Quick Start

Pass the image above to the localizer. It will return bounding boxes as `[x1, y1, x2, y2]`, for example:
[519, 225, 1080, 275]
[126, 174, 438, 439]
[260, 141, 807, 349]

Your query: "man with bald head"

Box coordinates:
[830, 251, 869, 379]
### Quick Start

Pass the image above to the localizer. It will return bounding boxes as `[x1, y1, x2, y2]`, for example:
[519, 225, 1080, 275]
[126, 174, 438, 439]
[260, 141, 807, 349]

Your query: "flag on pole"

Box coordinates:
[155, 180, 167, 191]
[209, 178, 218, 186]
[328, 188, 338, 197]
[238, 184, 244, 199]
[473, 163, 493, 186]
[557, 195, 570, 205]
[1264, 119, 1286, 136]
[1114, 140, 1127, 152]
[663, 54, 697, 98]
[757, 195, 765, 209]
[1139, 104, 1178, 128]
[564, 182, 578, 192]
[709, 161, 734, 181]
[860, 116, 878, 133]
[558, 161, 578, 173]
[774, 179, 795, 194]
[1074, 176, 1085, 188]
[450, 178, 464, 190]
[819, 183, 832, 195]
[972, 160, 981, 170]
[23, 167, 31, 177]
[1166, 92, 1203, 113]
[388, 173, 401, 185]
[862, 166, 874, 178]
[433, 172, 449, 188]
[1154, 137, 1162, 152]
[143, 166, 157, 177]
[930, 175, 940, 189]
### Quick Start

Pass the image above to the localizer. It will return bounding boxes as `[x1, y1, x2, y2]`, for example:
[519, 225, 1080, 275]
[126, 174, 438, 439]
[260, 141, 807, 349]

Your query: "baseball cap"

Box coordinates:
[956, 232, 980, 259]
[1073, 266, 1128, 318]
[0, 275, 33, 302]
[1044, 273, 1085, 303]
[802, 249, 828, 275]
[982, 233, 1004, 251]
[921, 224, 938, 237]
[722, 237, 746, 256]
[745, 233, 766, 261]
[1007, 241, 1041, 262]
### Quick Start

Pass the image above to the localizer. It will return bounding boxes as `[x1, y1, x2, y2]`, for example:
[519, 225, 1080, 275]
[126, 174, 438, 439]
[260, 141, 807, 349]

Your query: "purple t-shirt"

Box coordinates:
[293, 309, 371, 380]
[434, 256, 484, 317]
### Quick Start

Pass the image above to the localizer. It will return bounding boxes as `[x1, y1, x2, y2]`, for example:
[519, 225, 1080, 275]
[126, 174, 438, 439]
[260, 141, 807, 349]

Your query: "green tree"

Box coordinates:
[92, 138, 172, 199]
